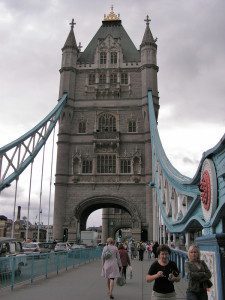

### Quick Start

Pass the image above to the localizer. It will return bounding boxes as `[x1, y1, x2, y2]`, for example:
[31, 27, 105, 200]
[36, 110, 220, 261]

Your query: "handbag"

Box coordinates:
[202, 279, 213, 289]
[103, 246, 112, 260]
[116, 274, 126, 286]
[127, 265, 133, 279]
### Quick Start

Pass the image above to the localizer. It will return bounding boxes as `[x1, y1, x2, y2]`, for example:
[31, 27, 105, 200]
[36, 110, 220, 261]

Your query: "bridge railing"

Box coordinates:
[0, 247, 102, 290]
[170, 248, 188, 278]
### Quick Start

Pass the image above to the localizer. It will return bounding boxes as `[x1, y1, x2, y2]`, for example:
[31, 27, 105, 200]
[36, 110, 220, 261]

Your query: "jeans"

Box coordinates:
[186, 291, 208, 300]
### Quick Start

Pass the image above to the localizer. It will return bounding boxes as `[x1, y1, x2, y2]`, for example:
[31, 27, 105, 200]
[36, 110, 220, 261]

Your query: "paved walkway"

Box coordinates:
[0, 256, 187, 300]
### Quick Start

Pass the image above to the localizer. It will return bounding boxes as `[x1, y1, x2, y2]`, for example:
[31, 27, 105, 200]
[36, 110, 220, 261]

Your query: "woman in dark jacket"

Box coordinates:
[118, 244, 131, 280]
[185, 245, 212, 300]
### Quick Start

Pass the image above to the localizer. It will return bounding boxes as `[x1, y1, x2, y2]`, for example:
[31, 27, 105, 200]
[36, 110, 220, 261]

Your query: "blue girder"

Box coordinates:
[147, 90, 203, 233]
[0, 93, 67, 191]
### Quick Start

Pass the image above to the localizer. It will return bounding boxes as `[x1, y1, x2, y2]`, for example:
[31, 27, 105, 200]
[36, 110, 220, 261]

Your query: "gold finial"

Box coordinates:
[69, 18, 76, 29]
[103, 6, 120, 21]
[144, 15, 151, 26]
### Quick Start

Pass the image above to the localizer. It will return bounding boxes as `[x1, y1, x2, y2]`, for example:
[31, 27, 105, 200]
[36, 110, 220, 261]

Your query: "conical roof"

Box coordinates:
[140, 15, 155, 47]
[62, 19, 78, 51]
[78, 12, 140, 64]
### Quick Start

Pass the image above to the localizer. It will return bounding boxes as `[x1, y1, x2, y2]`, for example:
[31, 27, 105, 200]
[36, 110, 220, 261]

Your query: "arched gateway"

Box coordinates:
[74, 196, 142, 242]
[53, 8, 159, 242]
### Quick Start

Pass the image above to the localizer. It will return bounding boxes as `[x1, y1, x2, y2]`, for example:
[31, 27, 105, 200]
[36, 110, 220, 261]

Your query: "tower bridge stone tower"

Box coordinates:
[53, 8, 159, 242]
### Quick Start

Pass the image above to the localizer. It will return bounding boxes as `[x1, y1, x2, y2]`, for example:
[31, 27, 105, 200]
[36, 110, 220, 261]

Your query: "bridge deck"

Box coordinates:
[0, 256, 187, 300]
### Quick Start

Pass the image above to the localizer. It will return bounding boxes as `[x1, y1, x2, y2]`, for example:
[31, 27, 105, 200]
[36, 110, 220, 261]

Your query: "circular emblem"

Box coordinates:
[199, 170, 211, 211]
[200, 159, 217, 221]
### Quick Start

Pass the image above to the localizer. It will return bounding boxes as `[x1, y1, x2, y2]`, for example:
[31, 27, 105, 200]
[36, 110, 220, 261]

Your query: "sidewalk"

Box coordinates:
[0, 256, 187, 300]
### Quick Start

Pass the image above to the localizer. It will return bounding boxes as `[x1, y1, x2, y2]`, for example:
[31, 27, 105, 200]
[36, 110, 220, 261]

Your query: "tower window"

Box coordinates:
[110, 73, 117, 84]
[99, 74, 106, 84]
[121, 73, 128, 84]
[100, 52, 107, 64]
[82, 160, 93, 173]
[120, 159, 131, 173]
[78, 121, 86, 133]
[98, 113, 116, 132]
[89, 74, 95, 85]
[97, 155, 116, 173]
[111, 52, 117, 64]
[128, 121, 136, 132]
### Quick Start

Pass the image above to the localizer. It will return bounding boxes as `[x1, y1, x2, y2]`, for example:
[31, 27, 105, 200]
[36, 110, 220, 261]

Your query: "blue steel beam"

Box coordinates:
[147, 90, 201, 233]
[0, 93, 67, 191]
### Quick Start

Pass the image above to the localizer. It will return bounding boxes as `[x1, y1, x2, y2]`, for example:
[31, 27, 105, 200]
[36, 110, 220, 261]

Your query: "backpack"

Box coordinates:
[104, 247, 112, 260]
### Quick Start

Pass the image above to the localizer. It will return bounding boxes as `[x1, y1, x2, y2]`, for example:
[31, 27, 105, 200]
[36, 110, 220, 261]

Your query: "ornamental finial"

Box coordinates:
[69, 18, 76, 30]
[103, 6, 120, 21]
[144, 15, 151, 26]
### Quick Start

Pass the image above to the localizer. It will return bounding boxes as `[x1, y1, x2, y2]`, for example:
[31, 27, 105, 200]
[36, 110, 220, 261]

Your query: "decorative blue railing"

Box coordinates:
[170, 249, 188, 278]
[0, 247, 102, 290]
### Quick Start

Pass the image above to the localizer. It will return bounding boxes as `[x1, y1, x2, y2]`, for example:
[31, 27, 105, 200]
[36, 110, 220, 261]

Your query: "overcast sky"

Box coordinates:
[0, 0, 224, 227]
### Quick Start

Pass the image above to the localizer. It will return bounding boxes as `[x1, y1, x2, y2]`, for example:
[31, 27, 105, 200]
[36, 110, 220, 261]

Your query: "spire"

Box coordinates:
[140, 15, 156, 47]
[62, 18, 78, 51]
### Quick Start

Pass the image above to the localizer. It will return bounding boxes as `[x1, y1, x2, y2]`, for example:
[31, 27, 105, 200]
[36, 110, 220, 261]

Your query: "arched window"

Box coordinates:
[128, 121, 136, 132]
[82, 160, 92, 173]
[100, 52, 107, 64]
[73, 157, 79, 174]
[121, 73, 128, 84]
[97, 155, 116, 173]
[89, 73, 95, 85]
[120, 159, 131, 173]
[133, 157, 140, 175]
[110, 73, 117, 84]
[99, 74, 106, 84]
[111, 52, 117, 64]
[78, 121, 86, 133]
[98, 113, 116, 132]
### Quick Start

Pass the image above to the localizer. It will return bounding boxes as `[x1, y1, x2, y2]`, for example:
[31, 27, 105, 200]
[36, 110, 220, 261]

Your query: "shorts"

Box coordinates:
[152, 291, 176, 300]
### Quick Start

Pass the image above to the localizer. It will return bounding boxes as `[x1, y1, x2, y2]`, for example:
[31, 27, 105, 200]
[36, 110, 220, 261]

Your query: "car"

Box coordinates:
[54, 242, 71, 252]
[0, 238, 26, 277]
[71, 244, 86, 250]
[22, 242, 41, 255]
[38, 242, 56, 253]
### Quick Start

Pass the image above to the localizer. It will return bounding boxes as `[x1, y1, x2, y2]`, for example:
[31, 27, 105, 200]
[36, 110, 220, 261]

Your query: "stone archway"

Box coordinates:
[73, 195, 142, 242]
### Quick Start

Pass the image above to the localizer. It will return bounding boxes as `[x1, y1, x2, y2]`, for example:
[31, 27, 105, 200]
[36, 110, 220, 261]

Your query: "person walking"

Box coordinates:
[146, 242, 153, 260]
[146, 244, 180, 300]
[138, 241, 145, 261]
[101, 237, 122, 299]
[152, 241, 159, 259]
[185, 245, 212, 300]
[118, 244, 131, 281]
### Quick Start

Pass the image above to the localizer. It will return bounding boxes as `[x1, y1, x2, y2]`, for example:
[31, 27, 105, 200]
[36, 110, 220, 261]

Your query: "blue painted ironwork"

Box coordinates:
[147, 89, 225, 236]
[147, 90, 202, 233]
[0, 247, 102, 290]
[0, 93, 67, 192]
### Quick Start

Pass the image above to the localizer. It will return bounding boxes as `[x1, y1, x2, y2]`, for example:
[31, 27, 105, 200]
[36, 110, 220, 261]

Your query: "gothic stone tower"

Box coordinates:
[53, 8, 159, 242]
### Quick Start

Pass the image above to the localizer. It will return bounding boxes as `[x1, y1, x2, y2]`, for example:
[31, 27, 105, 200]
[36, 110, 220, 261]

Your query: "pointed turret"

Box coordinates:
[140, 15, 159, 119]
[62, 19, 78, 51]
[140, 15, 155, 47]
[59, 19, 78, 99]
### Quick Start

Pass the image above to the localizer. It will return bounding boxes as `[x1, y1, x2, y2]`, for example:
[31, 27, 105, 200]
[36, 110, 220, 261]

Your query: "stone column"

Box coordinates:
[168, 232, 171, 247]
[173, 233, 176, 247]
[163, 225, 166, 244]
[101, 208, 109, 243]
[185, 232, 191, 251]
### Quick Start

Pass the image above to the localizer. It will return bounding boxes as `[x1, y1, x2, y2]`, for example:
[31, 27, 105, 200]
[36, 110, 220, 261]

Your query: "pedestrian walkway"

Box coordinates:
[0, 256, 187, 300]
